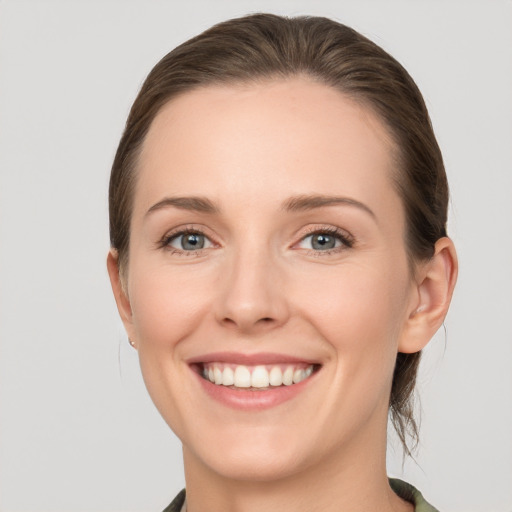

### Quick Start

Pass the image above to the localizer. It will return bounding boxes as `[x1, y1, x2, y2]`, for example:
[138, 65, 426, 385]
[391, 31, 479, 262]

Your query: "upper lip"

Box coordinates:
[186, 351, 320, 366]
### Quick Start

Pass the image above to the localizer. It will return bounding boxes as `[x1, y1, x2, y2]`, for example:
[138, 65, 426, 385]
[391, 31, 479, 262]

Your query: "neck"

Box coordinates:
[182, 420, 413, 512]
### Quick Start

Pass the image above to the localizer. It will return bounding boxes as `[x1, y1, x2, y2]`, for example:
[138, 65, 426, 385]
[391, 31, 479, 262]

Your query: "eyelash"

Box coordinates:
[159, 226, 354, 256]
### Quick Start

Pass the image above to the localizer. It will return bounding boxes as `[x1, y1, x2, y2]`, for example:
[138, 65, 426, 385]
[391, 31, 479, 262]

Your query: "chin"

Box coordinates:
[200, 449, 308, 483]
[184, 425, 316, 483]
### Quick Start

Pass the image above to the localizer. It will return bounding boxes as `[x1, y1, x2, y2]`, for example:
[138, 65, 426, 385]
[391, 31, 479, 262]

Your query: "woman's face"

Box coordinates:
[118, 79, 420, 481]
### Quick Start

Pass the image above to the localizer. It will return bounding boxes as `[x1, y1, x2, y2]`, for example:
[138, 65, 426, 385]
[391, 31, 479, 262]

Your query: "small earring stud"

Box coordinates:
[128, 338, 136, 348]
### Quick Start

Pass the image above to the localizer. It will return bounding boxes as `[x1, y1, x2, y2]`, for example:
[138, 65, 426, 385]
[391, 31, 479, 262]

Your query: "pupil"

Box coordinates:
[182, 233, 204, 250]
[312, 234, 335, 250]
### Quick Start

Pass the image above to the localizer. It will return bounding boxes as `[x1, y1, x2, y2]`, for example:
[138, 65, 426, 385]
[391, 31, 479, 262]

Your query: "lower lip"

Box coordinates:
[193, 368, 317, 410]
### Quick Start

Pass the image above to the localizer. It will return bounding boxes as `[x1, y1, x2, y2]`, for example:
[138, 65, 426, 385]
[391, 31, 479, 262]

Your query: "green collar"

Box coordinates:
[164, 480, 440, 512]
[389, 478, 440, 512]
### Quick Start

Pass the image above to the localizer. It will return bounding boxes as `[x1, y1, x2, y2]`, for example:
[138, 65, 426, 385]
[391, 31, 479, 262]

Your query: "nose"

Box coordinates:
[214, 247, 290, 334]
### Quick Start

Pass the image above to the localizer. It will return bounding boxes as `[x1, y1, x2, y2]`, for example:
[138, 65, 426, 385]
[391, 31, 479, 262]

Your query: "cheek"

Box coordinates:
[128, 261, 214, 347]
[293, 261, 410, 381]
[126, 261, 217, 437]
[299, 261, 407, 336]
[294, 263, 411, 437]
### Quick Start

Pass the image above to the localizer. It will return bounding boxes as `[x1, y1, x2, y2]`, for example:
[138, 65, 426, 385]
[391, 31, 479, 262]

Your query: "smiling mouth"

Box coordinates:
[196, 362, 320, 390]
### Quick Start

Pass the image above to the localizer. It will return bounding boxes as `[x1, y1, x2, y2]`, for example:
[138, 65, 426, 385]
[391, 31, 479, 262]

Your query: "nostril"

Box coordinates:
[220, 316, 276, 331]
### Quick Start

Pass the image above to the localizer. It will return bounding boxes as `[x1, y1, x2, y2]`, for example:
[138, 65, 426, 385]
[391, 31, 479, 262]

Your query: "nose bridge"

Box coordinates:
[216, 238, 289, 332]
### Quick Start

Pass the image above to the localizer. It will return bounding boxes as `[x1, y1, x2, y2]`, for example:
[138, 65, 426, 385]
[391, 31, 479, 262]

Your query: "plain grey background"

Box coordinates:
[0, 1, 511, 511]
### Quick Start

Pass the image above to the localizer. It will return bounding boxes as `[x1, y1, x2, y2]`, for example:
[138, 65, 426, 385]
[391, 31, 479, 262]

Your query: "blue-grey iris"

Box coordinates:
[182, 233, 205, 250]
[312, 234, 335, 250]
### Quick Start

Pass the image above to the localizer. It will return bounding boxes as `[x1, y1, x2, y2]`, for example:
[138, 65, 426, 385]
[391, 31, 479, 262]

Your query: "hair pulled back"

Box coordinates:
[109, 13, 448, 455]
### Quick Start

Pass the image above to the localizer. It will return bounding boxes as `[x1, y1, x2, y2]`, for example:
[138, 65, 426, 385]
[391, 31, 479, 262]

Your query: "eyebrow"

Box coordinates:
[145, 193, 375, 219]
[282, 194, 376, 219]
[146, 196, 219, 216]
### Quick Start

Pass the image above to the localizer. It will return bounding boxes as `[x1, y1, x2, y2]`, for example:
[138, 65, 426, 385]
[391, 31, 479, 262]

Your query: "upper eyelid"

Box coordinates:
[162, 225, 214, 240]
[297, 225, 353, 242]
[301, 226, 348, 236]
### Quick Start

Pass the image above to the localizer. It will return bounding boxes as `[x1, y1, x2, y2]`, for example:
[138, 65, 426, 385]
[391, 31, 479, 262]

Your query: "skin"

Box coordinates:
[108, 78, 457, 512]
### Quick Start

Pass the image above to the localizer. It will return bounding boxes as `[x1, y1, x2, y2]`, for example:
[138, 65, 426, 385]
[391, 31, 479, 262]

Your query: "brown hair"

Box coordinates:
[109, 13, 448, 455]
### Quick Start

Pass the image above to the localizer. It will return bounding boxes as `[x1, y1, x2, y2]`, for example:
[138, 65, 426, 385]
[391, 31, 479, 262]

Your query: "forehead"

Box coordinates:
[135, 78, 400, 215]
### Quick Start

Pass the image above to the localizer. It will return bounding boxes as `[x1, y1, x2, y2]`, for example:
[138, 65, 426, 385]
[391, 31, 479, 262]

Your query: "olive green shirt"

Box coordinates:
[162, 479, 439, 511]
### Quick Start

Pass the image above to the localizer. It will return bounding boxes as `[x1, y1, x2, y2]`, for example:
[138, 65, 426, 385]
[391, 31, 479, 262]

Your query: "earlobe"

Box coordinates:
[398, 237, 458, 354]
[106, 249, 135, 339]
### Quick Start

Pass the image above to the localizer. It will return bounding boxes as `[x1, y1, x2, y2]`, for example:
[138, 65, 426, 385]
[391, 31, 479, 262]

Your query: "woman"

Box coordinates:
[107, 14, 457, 512]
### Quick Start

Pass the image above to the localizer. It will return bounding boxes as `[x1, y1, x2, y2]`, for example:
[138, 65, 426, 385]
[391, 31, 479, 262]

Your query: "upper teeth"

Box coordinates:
[202, 363, 314, 388]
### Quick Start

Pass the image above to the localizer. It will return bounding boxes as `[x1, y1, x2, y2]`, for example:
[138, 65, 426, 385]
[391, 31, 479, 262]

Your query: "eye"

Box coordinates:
[166, 231, 213, 251]
[296, 228, 352, 252]
[299, 233, 340, 251]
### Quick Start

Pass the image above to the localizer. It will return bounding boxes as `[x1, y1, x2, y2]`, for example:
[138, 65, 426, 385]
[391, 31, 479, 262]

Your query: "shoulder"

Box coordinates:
[389, 478, 440, 512]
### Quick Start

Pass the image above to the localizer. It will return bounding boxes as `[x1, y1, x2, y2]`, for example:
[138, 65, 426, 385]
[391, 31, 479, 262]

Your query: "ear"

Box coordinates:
[107, 249, 136, 345]
[398, 237, 458, 354]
